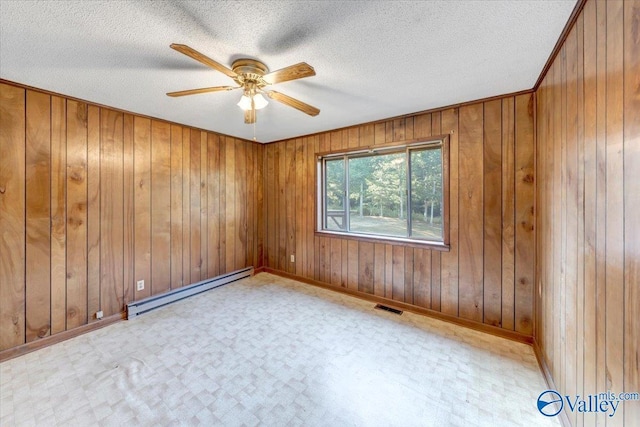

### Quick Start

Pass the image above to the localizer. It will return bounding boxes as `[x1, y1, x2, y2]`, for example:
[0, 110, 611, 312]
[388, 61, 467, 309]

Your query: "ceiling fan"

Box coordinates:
[166, 44, 320, 124]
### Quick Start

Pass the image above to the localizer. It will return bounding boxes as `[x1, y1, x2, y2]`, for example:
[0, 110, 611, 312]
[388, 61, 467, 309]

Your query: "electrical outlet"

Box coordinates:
[96, 310, 103, 320]
[290, 254, 295, 263]
[136, 280, 145, 291]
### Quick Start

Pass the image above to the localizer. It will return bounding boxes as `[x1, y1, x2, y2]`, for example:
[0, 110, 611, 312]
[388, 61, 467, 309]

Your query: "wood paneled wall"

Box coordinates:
[263, 93, 536, 336]
[535, 1, 639, 426]
[0, 82, 264, 352]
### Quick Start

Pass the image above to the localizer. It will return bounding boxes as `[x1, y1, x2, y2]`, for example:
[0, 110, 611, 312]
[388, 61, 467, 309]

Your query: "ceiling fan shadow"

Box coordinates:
[295, 80, 374, 105]
[131, 0, 219, 41]
[258, 2, 374, 55]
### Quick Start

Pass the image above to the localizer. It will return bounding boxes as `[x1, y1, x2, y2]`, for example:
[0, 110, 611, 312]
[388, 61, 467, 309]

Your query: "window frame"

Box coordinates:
[315, 136, 450, 251]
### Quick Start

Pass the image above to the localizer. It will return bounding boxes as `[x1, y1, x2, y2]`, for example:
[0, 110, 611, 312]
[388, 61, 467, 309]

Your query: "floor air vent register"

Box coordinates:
[374, 304, 403, 315]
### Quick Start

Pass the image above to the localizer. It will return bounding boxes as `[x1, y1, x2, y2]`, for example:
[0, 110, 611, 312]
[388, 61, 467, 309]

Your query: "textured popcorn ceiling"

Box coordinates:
[0, 1, 576, 143]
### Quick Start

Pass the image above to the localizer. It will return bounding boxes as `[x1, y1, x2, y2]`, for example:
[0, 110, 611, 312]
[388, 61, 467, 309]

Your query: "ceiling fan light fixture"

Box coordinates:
[237, 93, 268, 111]
[253, 93, 268, 110]
[237, 94, 252, 110]
[167, 44, 319, 122]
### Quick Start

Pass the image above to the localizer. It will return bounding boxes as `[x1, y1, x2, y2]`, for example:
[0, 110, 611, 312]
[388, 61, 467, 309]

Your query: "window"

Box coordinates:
[317, 138, 448, 247]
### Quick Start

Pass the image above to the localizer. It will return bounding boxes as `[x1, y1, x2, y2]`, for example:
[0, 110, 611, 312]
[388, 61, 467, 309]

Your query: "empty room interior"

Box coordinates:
[0, 1, 638, 426]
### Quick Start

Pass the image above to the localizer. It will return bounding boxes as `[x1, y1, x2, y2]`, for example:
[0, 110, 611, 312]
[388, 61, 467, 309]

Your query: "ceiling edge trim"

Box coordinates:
[532, 0, 588, 91]
[264, 87, 535, 145]
[0, 78, 260, 146]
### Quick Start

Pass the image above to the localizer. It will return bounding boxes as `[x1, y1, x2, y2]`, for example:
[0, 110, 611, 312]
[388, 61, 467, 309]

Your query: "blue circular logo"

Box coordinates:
[537, 390, 563, 417]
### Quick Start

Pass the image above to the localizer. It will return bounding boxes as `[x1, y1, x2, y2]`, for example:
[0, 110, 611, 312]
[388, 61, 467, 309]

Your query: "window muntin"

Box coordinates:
[319, 140, 445, 244]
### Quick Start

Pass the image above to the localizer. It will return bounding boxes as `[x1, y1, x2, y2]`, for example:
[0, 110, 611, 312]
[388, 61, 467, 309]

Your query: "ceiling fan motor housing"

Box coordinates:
[232, 59, 269, 89]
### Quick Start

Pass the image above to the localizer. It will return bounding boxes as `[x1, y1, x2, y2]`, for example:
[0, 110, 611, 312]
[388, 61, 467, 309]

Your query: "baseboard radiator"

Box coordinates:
[126, 267, 253, 319]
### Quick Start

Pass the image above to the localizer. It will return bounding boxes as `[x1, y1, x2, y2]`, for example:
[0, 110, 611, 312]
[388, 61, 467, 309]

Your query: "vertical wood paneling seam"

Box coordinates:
[49, 96, 52, 330]
[482, 103, 486, 324]
[63, 99, 68, 331]
[500, 102, 505, 328]
[23, 88, 27, 342]
[531, 92, 538, 337]
[598, 2, 606, 409]
[121, 113, 125, 306]
[511, 99, 517, 328]
[98, 107, 102, 313]
[132, 116, 136, 302]
[168, 128, 172, 288]
[484, 103, 488, 324]
[456, 111, 460, 318]
[150, 126, 153, 292]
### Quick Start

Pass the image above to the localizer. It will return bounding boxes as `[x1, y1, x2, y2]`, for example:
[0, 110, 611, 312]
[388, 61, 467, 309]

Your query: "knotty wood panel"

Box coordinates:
[101, 109, 125, 317]
[413, 248, 431, 309]
[134, 117, 152, 300]
[182, 127, 191, 285]
[604, 5, 624, 427]
[200, 132, 208, 277]
[65, 100, 88, 329]
[190, 130, 202, 281]
[623, 1, 639, 425]
[207, 133, 220, 278]
[295, 139, 304, 277]
[225, 136, 236, 273]
[501, 97, 516, 331]
[429, 113, 442, 312]
[564, 27, 579, 423]
[347, 240, 358, 291]
[86, 106, 100, 323]
[218, 136, 226, 274]
[514, 93, 535, 335]
[256, 143, 265, 268]
[25, 90, 51, 341]
[235, 139, 246, 271]
[263, 92, 534, 336]
[1, 80, 263, 355]
[440, 109, 459, 316]
[170, 125, 184, 287]
[151, 120, 171, 294]
[285, 140, 295, 274]
[535, 0, 638, 424]
[482, 99, 502, 327]
[580, 5, 598, 424]
[458, 104, 484, 323]
[50, 96, 66, 335]
[122, 114, 134, 304]
[247, 142, 256, 269]
[0, 83, 26, 350]
[358, 242, 374, 294]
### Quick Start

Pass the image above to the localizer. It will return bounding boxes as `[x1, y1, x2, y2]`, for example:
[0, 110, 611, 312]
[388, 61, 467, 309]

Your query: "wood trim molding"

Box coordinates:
[532, 0, 589, 91]
[259, 267, 534, 345]
[0, 78, 258, 146]
[265, 89, 535, 145]
[0, 312, 125, 363]
[313, 231, 451, 251]
[532, 340, 572, 427]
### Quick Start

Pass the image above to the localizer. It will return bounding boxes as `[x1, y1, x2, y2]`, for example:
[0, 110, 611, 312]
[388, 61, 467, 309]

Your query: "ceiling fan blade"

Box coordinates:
[262, 62, 315, 85]
[244, 108, 256, 124]
[265, 90, 320, 116]
[170, 44, 237, 79]
[166, 86, 238, 97]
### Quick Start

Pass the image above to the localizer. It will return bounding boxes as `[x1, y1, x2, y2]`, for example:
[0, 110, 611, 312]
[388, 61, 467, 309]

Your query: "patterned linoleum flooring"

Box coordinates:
[0, 273, 559, 427]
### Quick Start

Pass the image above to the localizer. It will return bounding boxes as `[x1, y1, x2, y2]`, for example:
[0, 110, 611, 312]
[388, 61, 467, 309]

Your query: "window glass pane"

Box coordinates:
[348, 152, 407, 237]
[324, 158, 345, 230]
[410, 147, 443, 240]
